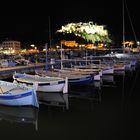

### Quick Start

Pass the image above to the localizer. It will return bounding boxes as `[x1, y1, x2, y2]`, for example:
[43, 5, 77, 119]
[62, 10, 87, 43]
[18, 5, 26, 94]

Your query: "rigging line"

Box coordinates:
[122, 0, 125, 49]
[124, 0, 137, 42]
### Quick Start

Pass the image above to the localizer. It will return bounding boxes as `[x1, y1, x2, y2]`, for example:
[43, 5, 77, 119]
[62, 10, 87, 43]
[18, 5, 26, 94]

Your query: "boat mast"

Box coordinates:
[48, 16, 52, 48]
[45, 16, 51, 71]
[125, 0, 137, 44]
[123, 0, 138, 52]
[122, 0, 125, 53]
[60, 41, 63, 69]
[45, 43, 48, 71]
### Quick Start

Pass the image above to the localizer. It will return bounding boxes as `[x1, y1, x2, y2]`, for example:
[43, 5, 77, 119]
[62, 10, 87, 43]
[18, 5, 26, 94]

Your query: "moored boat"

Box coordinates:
[13, 72, 68, 94]
[0, 80, 39, 108]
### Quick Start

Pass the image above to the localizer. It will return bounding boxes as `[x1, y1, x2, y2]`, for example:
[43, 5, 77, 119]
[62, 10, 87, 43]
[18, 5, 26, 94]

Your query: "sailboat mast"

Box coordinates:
[125, 0, 137, 43]
[122, 0, 125, 53]
[48, 16, 52, 48]
[60, 41, 63, 69]
[45, 16, 51, 71]
[45, 43, 48, 71]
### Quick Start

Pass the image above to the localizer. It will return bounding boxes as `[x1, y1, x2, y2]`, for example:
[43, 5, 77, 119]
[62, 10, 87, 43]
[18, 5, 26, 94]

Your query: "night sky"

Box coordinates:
[0, 0, 139, 46]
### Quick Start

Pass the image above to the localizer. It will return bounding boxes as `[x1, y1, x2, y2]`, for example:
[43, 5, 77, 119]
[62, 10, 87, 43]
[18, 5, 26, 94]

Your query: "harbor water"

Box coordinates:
[0, 64, 140, 140]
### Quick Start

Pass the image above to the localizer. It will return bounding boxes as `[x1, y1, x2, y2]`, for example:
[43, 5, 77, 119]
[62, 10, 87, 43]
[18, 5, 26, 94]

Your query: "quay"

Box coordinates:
[0, 63, 46, 79]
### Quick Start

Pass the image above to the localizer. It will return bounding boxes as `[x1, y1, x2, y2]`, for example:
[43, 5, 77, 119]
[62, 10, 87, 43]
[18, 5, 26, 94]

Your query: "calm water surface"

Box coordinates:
[0, 65, 140, 140]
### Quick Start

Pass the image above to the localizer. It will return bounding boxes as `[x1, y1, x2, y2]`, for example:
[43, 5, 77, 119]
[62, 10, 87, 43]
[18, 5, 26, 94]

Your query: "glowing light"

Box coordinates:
[57, 21, 111, 43]
[30, 44, 35, 47]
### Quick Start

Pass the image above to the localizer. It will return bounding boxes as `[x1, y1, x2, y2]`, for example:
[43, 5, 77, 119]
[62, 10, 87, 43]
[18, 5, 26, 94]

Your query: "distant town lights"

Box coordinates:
[30, 44, 35, 47]
[137, 41, 140, 45]
[57, 21, 111, 43]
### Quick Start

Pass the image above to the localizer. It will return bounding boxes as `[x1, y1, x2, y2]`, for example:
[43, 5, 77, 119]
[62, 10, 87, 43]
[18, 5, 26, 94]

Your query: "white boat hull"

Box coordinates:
[13, 73, 68, 93]
[0, 92, 36, 107]
[94, 73, 101, 81]
[102, 68, 114, 75]
[0, 81, 39, 108]
[37, 83, 65, 93]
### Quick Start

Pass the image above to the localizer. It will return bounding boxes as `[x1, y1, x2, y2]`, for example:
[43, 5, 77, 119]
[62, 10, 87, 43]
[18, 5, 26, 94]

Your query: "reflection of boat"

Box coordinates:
[0, 80, 39, 108]
[102, 75, 116, 87]
[0, 105, 39, 131]
[102, 75, 114, 83]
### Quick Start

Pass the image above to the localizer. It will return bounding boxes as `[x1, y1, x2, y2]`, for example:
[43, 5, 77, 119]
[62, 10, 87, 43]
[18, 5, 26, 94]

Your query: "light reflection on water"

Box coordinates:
[0, 66, 140, 139]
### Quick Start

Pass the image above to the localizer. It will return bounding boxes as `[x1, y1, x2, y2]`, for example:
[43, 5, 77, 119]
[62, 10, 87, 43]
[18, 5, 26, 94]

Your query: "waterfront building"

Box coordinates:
[0, 40, 21, 54]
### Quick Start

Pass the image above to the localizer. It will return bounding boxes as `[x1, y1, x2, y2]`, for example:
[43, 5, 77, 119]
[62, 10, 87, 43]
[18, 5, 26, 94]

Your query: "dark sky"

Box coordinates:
[0, 0, 139, 45]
